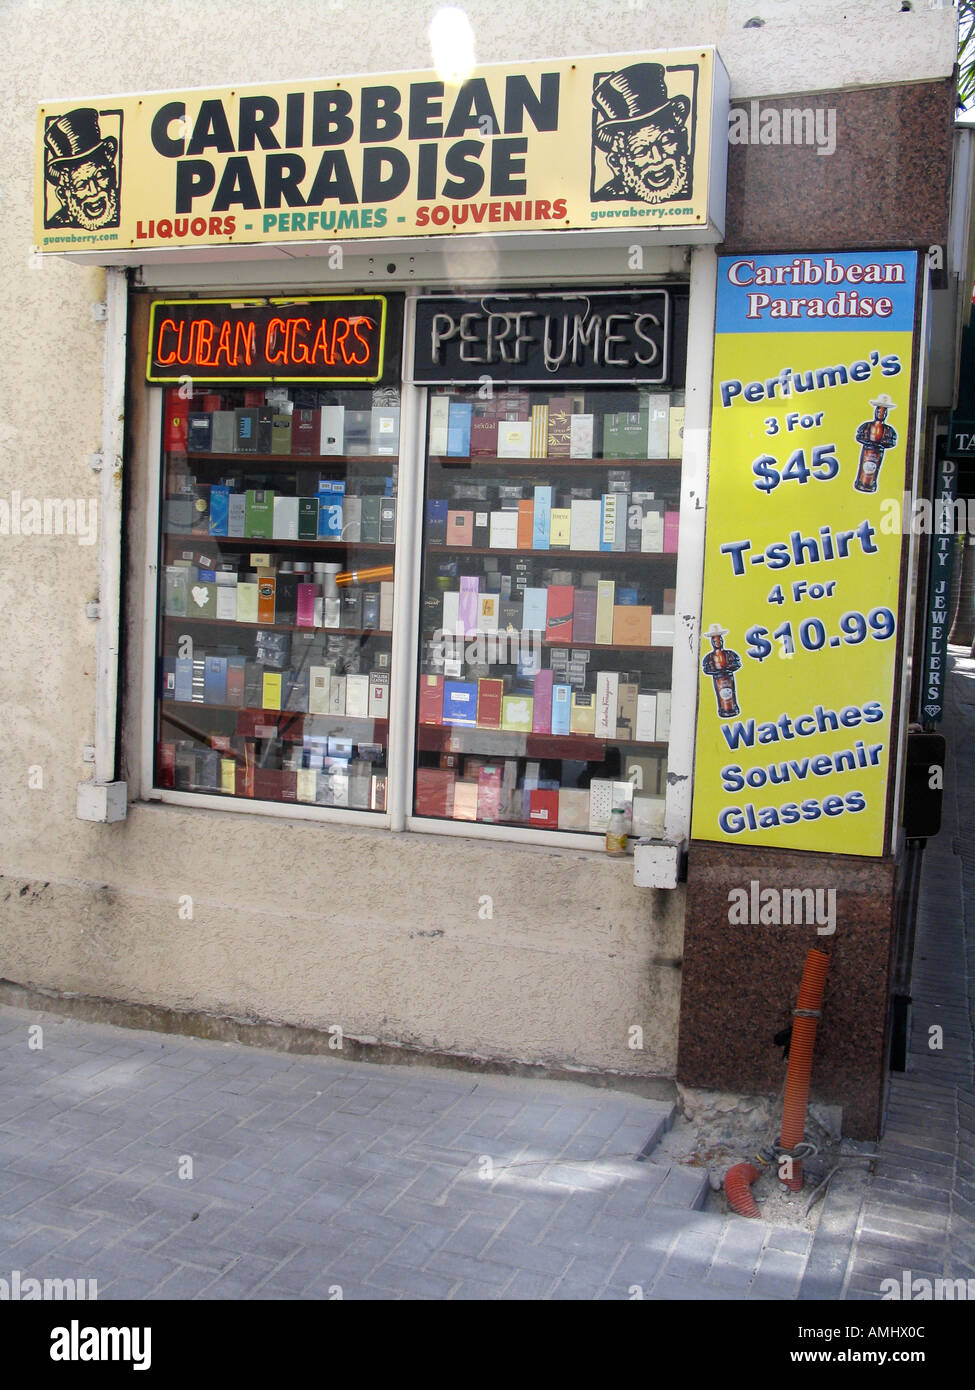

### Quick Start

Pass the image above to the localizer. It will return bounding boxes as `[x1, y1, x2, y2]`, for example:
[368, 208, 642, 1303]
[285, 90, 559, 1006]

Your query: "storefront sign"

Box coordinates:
[691, 250, 918, 857]
[411, 290, 672, 384]
[146, 295, 398, 383]
[35, 49, 728, 254]
[920, 446, 957, 724]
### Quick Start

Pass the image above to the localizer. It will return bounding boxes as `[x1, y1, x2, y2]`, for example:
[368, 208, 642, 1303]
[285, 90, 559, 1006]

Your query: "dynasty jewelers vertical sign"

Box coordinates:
[691, 251, 917, 856]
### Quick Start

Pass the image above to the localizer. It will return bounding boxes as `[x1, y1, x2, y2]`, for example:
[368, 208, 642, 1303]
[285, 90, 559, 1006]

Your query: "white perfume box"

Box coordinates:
[321, 406, 345, 455]
[345, 673, 370, 718]
[569, 414, 594, 458]
[272, 497, 299, 540]
[594, 671, 619, 738]
[656, 691, 672, 741]
[569, 500, 601, 552]
[636, 692, 657, 743]
[497, 421, 531, 458]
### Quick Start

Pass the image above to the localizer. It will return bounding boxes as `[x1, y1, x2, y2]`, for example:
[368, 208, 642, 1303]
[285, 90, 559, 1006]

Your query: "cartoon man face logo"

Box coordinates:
[592, 63, 692, 205]
[44, 108, 120, 230]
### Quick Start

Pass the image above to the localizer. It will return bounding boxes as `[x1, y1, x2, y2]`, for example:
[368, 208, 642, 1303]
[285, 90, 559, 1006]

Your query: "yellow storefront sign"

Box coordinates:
[691, 252, 918, 857]
[34, 49, 727, 254]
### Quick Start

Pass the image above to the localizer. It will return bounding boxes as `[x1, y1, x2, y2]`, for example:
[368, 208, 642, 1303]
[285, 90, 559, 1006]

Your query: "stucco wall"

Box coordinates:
[0, 0, 958, 1077]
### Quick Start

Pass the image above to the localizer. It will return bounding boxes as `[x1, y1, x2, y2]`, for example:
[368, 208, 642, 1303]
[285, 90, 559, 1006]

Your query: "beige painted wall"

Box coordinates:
[0, 1, 957, 1077]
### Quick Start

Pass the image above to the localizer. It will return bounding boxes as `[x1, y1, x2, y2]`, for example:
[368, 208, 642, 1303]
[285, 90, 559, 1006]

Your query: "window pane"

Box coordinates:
[413, 383, 681, 837]
[154, 385, 398, 811]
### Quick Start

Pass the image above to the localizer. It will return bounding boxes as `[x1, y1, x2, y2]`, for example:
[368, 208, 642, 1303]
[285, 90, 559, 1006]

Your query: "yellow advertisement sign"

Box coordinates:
[34, 49, 726, 254]
[691, 252, 917, 857]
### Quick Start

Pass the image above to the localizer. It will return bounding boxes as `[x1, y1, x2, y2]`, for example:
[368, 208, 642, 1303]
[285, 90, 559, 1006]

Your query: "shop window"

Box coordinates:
[154, 382, 399, 812]
[413, 380, 682, 839]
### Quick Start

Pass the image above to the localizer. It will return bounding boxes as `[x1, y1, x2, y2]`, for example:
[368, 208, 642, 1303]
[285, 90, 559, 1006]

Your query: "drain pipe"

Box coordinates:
[779, 948, 831, 1192]
[724, 1162, 762, 1218]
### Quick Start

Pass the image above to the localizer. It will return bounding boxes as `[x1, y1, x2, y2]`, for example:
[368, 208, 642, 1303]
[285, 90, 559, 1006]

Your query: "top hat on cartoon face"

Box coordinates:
[45, 108, 117, 180]
[592, 63, 690, 149]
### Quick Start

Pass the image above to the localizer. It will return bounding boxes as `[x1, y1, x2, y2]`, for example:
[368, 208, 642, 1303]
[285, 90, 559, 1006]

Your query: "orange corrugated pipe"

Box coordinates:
[779, 948, 830, 1192]
[724, 1162, 762, 1218]
[335, 565, 394, 587]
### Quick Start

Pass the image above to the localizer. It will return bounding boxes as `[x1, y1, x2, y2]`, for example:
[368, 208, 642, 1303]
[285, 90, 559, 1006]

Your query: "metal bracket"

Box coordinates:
[85, 601, 101, 620]
[92, 302, 108, 323]
[89, 452, 103, 472]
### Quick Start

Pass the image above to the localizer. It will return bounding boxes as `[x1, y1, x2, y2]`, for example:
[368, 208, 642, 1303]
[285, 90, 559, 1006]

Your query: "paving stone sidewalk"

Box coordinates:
[799, 648, 975, 1300]
[0, 1004, 816, 1300]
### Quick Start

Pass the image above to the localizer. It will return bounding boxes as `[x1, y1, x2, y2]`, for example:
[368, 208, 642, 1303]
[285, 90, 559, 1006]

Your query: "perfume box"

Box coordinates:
[528, 788, 559, 828]
[569, 414, 594, 458]
[427, 499, 448, 544]
[164, 392, 188, 451]
[362, 589, 380, 629]
[297, 497, 319, 540]
[216, 584, 237, 622]
[328, 675, 347, 715]
[532, 669, 553, 734]
[558, 787, 590, 830]
[292, 408, 320, 455]
[419, 674, 444, 724]
[342, 495, 362, 543]
[204, 656, 227, 705]
[317, 482, 345, 539]
[551, 683, 572, 736]
[651, 615, 676, 647]
[321, 406, 345, 455]
[668, 405, 685, 458]
[664, 511, 680, 552]
[379, 497, 397, 543]
[470, 417, 498, 457]
[545, 586, 574, 643]
[588, 778, 615, 832]
[595, 580, 616, 644]
[188, 578, 217, 618]
[360, 495, 382, 543]
[644, 392, 670, 458]
[255, 407, 274, 453]
[476, 678, 504, 729]
[531, 486, 552, 550]
[262, 672, 282, 710]
[656, 691, 672, 740]
[603, 411, 649, 459]
[570, 499, 601, 552]
[380, 581, 395, 630]
[368, 669, 390, 717]
[296, 583, 317, 627]
[447, 401, 473, 457]
[636, 692, 657, 742]
[489, 511, 518, 549]
[228, 493, 247, 538]
[472, 510, 490, 548]
[341, 588, 362, 629]
[600, 494, 621, 551]
[272, 496, 300, 540]
[521, 587, 547, 633]
[443, 679, 478, 726]
[529, 404, 548, 458]
[187, 412, 212, 453]
[517, 499, 534, 550]
[641, 501, 666, 554]
[570, 691, 595, 735]
[497, 421, 531, 458]
[164, 566, 188, 616]
[415, 767, 455, 817]
[616, 681, 639, 739]
[594, 671, 619, 738]
[499, 598, 523, 632]
[371, 407, 399, 455]
[271, 412, 293, 454]
[501, 694, 533, 732]
[235, 408, 258, 453]
[573, 588, 597, 644]
[257, 576, 276, 624]
[211, 410, 236, 453]
[174, 658, 193, 703]
[429, 396, 450, 455]
[477, 767, 502, 822]
[546, 397, 573, 457]
[308, 666, 332, 714]
[345, 673, 370, 717]
[477, 592, 499, 632]
[245, 489, 274, 539]
[613, 605, 653, 647]
[236, 581, 259, 624]
[549, 508, 571, 548]
[344, 409, 371, 455]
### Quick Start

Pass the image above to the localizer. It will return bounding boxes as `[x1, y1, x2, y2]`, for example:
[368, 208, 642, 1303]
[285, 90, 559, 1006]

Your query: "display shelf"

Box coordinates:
[416, 725, 666, 756]
[162, 616, 391, 636]
[425, 545, 676, 561]
[165, 452, 399, 466]
[162, 701, 388, 734]
[428, 455, 682, 469]
[163, 533, 394, 552]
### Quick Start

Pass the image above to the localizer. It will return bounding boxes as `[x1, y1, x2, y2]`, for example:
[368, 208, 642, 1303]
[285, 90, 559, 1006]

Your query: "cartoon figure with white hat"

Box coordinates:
[853, 394, 897, 493]
[701, 622, 742, 718]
